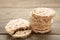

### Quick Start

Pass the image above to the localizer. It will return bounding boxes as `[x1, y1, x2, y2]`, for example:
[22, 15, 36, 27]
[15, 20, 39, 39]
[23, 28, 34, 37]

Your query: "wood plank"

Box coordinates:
[0, 8, 60, 20]
[0, 0, 60, 8]
[0, 8, 60, 34]
[0, 35, 60, 40]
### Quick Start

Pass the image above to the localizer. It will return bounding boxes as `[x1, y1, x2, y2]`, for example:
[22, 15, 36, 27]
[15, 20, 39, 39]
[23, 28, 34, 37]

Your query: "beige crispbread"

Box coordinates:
[5, 18, 31, 38]
[30, 8, 55, 33]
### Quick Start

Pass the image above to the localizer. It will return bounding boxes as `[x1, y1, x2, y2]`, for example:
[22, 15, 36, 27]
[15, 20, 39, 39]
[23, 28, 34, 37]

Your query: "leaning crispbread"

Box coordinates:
[5, 18, 32, 38]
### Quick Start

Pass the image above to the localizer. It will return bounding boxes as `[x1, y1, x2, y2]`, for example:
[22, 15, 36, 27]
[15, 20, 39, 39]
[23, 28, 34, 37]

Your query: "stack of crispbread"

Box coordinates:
[30, 8, 55, 33]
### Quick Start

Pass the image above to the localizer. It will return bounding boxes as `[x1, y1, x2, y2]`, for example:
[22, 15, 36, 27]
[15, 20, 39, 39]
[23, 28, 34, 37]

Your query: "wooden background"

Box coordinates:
[0, 0, 60, 40]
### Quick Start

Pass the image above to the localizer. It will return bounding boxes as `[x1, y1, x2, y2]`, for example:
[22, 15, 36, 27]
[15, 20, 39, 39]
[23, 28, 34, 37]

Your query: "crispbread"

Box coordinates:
[5, 18, 32, 38]
[30, 8, 55, 33]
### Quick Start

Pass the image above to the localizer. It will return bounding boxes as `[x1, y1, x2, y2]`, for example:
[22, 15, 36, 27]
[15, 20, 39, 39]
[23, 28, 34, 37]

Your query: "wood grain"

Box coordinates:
[0, 0, 60, 8]
[0, 35, 60, 40]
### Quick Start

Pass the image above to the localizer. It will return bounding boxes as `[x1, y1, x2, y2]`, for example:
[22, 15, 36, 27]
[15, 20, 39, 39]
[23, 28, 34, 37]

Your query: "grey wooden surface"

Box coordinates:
[0, 0, 60, 40]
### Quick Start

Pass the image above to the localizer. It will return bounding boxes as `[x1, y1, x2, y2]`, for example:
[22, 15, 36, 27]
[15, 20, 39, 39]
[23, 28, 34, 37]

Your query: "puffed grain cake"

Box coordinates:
[30, 8, 55, 33]
[5, 18, 32, 38]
